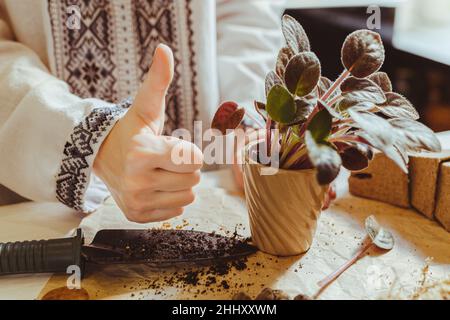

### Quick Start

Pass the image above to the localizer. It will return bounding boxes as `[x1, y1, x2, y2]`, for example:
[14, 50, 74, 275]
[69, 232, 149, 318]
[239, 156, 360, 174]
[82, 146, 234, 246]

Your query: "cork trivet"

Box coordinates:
[349, 152, 409, 208]
[410, 151, 450, 219]
[435, 161, 450, 232]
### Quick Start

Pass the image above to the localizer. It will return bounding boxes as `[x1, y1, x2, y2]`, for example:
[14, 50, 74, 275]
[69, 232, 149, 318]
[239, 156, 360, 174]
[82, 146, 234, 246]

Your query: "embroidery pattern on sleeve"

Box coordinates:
[55, 104, 127, 211]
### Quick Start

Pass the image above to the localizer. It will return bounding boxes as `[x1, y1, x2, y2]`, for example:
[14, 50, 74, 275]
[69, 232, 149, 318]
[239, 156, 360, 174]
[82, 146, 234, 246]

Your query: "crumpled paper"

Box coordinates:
[38, 170, 450, 300]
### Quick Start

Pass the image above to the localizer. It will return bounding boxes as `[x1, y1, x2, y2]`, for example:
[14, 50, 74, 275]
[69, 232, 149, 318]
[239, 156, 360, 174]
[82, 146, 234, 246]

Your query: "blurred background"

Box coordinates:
[285, 0, 450, 132]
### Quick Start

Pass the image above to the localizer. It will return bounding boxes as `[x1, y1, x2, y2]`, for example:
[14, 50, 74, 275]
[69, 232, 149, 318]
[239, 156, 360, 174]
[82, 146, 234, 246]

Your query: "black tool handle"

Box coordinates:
[0, 229, 84, 275]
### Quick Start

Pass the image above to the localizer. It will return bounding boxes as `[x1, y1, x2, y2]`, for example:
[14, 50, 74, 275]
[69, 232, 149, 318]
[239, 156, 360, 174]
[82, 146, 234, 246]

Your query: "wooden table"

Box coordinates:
[1, 133, 449, 300]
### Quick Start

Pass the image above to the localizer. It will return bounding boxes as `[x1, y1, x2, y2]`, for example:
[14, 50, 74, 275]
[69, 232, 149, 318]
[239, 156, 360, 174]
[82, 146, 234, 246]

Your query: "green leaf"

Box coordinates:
[341, 30, 385, 78]
[389, 117, 441, 153]
[368, 72, 392, 92]
[281, 15, 311, 54]
[211, 101, 245, 135]
[284, 52, 321, 97]
[307, 107, 332, 141]
[377, 92, 419, 120]
[305, 131, 342, 185]
[276, 46, 294, 78]
[266, 85, 297, 124]
[265, 71, 283, 97]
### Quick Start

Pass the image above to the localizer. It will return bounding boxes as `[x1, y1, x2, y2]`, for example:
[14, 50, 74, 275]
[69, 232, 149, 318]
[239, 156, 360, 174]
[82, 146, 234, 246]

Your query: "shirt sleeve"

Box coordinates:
[0, 10, 130, 213]
[216, 0, 285, 127]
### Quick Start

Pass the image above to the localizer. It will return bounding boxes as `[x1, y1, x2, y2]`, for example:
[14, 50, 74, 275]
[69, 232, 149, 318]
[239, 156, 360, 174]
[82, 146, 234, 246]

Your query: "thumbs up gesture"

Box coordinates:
[94, 44, 203, 223]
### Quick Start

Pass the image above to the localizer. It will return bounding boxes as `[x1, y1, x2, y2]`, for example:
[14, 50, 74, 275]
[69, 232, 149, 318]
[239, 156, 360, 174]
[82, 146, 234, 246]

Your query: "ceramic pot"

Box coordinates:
[243, 148, 328, 256]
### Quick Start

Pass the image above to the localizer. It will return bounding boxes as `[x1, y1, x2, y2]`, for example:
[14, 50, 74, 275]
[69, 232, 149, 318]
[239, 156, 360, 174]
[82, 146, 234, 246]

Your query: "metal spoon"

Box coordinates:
[315, 215, 394, 295]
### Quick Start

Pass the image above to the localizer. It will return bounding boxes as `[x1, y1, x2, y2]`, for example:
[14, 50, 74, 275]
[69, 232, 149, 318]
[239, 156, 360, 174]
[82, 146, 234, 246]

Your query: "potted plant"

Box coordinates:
[211, 15, 441, 256]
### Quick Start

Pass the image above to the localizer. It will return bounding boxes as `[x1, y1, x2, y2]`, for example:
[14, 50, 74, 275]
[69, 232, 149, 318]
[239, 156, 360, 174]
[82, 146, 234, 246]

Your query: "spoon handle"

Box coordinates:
[317, 241, 373, 289]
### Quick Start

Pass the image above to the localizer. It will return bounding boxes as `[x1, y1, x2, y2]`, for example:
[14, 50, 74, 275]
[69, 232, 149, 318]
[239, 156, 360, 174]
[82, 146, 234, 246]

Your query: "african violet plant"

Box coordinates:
[212, 15, 441, 185]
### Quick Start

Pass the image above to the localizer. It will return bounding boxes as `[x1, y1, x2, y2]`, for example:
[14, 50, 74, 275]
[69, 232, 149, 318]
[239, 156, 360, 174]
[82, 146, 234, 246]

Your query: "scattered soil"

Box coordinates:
[92, 225, 308, 300]
[114, 229, 255, 263]
[124, 255, 252, 298]
[111, 226, 259, 299]
[233, 288, 311, 300]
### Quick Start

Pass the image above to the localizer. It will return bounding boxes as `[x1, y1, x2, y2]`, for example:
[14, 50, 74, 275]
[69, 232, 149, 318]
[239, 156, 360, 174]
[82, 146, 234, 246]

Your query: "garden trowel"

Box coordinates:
[0, 229, 256, 276]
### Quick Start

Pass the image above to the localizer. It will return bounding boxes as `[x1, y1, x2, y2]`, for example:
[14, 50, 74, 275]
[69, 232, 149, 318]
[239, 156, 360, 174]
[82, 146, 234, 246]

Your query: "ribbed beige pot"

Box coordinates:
[243, 152, 328, 256]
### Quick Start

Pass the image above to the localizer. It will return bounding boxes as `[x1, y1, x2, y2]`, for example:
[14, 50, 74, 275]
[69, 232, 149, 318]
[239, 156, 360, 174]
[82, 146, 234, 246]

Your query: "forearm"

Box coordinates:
[0, 35, 129, 212]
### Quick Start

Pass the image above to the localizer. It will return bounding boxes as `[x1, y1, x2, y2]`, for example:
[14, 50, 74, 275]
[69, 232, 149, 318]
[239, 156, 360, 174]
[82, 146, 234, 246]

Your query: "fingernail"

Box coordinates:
[151, 45, 165, 73]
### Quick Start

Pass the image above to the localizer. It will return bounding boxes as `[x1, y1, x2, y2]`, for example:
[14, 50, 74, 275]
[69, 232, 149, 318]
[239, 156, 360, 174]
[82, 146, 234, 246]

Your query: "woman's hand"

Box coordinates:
[94, 44, 203, 223]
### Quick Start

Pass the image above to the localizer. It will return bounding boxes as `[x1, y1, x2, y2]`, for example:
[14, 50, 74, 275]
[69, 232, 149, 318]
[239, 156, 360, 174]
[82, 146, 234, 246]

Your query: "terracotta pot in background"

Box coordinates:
[243, 150, 328, 256]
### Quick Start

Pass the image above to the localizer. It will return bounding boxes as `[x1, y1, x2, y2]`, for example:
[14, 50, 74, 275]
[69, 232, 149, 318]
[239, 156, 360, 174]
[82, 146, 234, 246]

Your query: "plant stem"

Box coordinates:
[292, 153, 310, 168]
[280, 129, 289, 154]
[298, 105, 319, 138]
[271, 128, 280, 163]
[327, 95, 341, 107]
[283, 146, 307, 168]
[322, 69, 351, 101]
[297, 70, 350, 139]
[280, 132, 297, 164]
[266, 118, 272, 156]
[332, 118, 353, 126]
[329, 135, 365, 144]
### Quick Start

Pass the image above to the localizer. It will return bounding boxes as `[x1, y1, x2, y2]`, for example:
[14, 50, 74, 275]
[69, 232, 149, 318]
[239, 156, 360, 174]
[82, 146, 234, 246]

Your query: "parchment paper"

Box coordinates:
[37, 169, 450, 300]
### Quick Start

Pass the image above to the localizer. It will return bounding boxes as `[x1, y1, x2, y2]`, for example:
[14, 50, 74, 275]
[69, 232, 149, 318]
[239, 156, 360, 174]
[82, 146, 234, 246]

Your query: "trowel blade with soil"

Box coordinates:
[81, 229, 257, 268]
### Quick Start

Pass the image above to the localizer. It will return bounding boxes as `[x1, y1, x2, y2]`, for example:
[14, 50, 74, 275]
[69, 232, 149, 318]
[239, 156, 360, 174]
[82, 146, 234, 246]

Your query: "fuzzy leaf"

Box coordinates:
[348, 108, 407, 172]
[254, 101, 268, 121]
[340, 77, 386, 104]
[284, 52, 321, 97]
[317, 77, 333, 97]
[254, 101, 266, 110]
[266, 85, 297, 124]
[336, 99, 376, 112]
[305, 131, 341, 185]
[378, 92, 419, 120]
[265, 71, 284, 97]
[368, 72, 392, 92]
[394, 143, 409, 165]
[318, 99, 345, 120]
[308, 108, 332, 141]
[288, 98, 314, 124]
[211, 101, 245, 135]
[276, 46, 294, 77]
[282, 15, 311, 54]
[348, 109, 393, 145]
[341, 30, 385, 78]
[358, 143, 374, 160]
[361, 131, 408, 173]
[389, 118, 441, 153]
[340, 145, 370, 171]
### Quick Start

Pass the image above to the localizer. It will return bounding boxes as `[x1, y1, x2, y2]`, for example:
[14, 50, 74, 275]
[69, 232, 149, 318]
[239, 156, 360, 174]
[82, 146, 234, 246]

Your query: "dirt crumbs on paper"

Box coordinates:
[386, 258, 450, 300]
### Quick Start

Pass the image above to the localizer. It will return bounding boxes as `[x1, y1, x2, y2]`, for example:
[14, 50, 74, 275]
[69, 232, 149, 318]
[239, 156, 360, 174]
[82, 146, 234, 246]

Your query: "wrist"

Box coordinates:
[93, 120, 124, 187]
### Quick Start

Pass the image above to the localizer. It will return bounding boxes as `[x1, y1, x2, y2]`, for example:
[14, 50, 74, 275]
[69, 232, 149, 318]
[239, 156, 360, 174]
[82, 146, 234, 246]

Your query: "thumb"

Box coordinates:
[133, 43, 174, 132]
